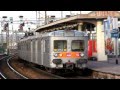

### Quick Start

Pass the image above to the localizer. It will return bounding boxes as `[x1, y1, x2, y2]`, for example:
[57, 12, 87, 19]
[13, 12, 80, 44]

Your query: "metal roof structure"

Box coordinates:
[35, 11, 120, 32]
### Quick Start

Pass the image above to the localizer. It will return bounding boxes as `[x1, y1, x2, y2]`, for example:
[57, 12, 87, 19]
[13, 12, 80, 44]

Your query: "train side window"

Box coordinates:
[71, 40, 84, 52]
[54, 40, 67, 52]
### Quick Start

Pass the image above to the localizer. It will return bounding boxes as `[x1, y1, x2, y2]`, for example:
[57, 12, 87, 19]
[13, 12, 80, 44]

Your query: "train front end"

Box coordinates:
[50, 30, 88, 70]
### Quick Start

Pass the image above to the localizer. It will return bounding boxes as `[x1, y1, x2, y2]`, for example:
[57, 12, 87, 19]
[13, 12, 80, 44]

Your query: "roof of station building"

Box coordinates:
[35, 11, 120, 32]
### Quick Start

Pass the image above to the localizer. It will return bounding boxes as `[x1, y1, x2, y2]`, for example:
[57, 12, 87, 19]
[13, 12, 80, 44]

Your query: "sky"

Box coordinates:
[0, 11, 91, 33]
[0, 11, 91, 20]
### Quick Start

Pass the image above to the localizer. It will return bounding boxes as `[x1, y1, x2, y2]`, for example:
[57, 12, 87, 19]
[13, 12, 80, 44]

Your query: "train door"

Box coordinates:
[118, 39, 120, 55]
[32, 40, 36, 63]
[41, 39, 45, 65]
[35, 39, 38, 64]
[31, 40, 33, 62]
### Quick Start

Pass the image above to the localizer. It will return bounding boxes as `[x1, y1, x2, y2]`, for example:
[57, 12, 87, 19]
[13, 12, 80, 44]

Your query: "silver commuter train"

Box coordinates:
[18, 30, 88, 70]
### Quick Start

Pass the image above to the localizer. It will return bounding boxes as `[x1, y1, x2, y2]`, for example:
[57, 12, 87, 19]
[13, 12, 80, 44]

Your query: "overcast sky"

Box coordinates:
[0, 11, 91, 19]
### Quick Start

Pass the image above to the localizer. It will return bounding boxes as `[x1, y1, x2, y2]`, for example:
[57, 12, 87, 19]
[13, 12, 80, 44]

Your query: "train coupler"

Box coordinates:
[76, 59, 87, 69]
[63, 61, 75, 69]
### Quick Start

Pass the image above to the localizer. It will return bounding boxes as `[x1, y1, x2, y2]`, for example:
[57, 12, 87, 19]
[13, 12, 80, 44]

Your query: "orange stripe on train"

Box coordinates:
[58, 52, 81, 58]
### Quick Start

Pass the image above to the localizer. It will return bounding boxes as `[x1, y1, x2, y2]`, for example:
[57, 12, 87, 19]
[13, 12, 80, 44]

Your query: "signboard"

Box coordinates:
[112, 18, 118, 30]
[103, 18, 111, 38]
[111, 32, 119, 38]
[10, 17, 13, 23]
[104, 17, 118, 34]
[104, 20, 110, 31]
[96, 11, 115, 17]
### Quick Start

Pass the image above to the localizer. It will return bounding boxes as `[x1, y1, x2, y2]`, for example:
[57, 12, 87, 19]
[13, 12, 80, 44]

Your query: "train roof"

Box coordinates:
[18, 30, 88, 42]
[41, 30, 88, 37]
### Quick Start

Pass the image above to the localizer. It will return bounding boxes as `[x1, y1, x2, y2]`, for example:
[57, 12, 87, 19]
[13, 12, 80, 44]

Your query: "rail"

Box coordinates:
[30, 66, 65, 79]
[0, 72, 7, 79]
[0, 55, 9, 79]
[0, 54, 29, 79]
[7, 56, 28, 79]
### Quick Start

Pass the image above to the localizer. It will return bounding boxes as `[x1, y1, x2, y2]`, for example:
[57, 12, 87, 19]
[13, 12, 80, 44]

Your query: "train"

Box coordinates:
[18, 30, 88, 72]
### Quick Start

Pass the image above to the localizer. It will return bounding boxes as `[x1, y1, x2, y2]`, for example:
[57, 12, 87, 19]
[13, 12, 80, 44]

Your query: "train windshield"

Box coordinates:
[54, 40, 67, 52]
[71, 40, 84, 51]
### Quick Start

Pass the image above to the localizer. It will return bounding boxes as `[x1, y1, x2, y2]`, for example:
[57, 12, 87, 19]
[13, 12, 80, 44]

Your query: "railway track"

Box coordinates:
[9, 57, 65, 79]
[2, 55, 92, 79]
[33, 64, 93, 79]
[54, 69, 93, 79]
[0, 72, 7, 79]
[61, 73, 93, 79]
[10, 57, 93, 79]
[29, 66, 65, 79]
[27, 65, 93, 79]
[23, 61, 93, 79]
[0, 55, 28, 79]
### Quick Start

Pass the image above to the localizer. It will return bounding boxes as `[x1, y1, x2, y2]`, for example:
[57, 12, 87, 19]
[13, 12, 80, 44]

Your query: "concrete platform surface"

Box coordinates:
[87, 58, 120, 75]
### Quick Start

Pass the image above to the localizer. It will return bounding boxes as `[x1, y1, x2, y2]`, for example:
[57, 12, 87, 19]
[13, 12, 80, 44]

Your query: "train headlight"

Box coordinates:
[59, 53, 63, 57]
[81, 53, 84, 57]
[54, 53, 63, 57]
[54, 53, 59, 57]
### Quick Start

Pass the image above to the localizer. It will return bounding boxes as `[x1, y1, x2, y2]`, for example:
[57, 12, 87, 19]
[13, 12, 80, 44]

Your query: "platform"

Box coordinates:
[87, 58, 120, 76]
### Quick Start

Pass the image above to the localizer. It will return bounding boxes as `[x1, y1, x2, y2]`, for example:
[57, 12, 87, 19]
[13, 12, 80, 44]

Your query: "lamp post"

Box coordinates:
[0, 18, 4, 54]
[61, 11, 63, 19]
[10, 17, 13, 51]
[38, 11, 40, 25]
[70, 11, 72, 16]
[19, 15, 23, 24]
[45, 11, 47, 25]
[2, 16, 9, 55]
[18, 15, 24, 41]
[80, 11, 81, 15]
[1, 26, 3, 54]
[36, 11, 38, 27]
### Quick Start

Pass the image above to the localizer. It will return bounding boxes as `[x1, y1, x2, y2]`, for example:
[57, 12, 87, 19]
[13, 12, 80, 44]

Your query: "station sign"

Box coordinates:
[111, 32, 119, 38]
[112, 18, 118, 30]
[106, 17, 118, 32]
[10, 17, 13, 23]
[104, 17, 119, 38]
[96, 11, 115, 17]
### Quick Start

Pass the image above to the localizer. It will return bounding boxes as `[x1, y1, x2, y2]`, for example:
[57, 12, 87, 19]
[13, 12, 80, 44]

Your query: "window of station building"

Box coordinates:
[54, 40, 67, 52]
[71, 40, 84, 52]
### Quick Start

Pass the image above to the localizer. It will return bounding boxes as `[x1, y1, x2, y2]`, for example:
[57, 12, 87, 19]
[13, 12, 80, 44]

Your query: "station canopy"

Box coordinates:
[35, 11, 120, 33]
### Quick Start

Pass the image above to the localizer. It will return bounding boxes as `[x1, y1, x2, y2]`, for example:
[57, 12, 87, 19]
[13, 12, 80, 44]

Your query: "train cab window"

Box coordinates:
[71, 40, 84, 51]
[54, 40, 67, 52]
